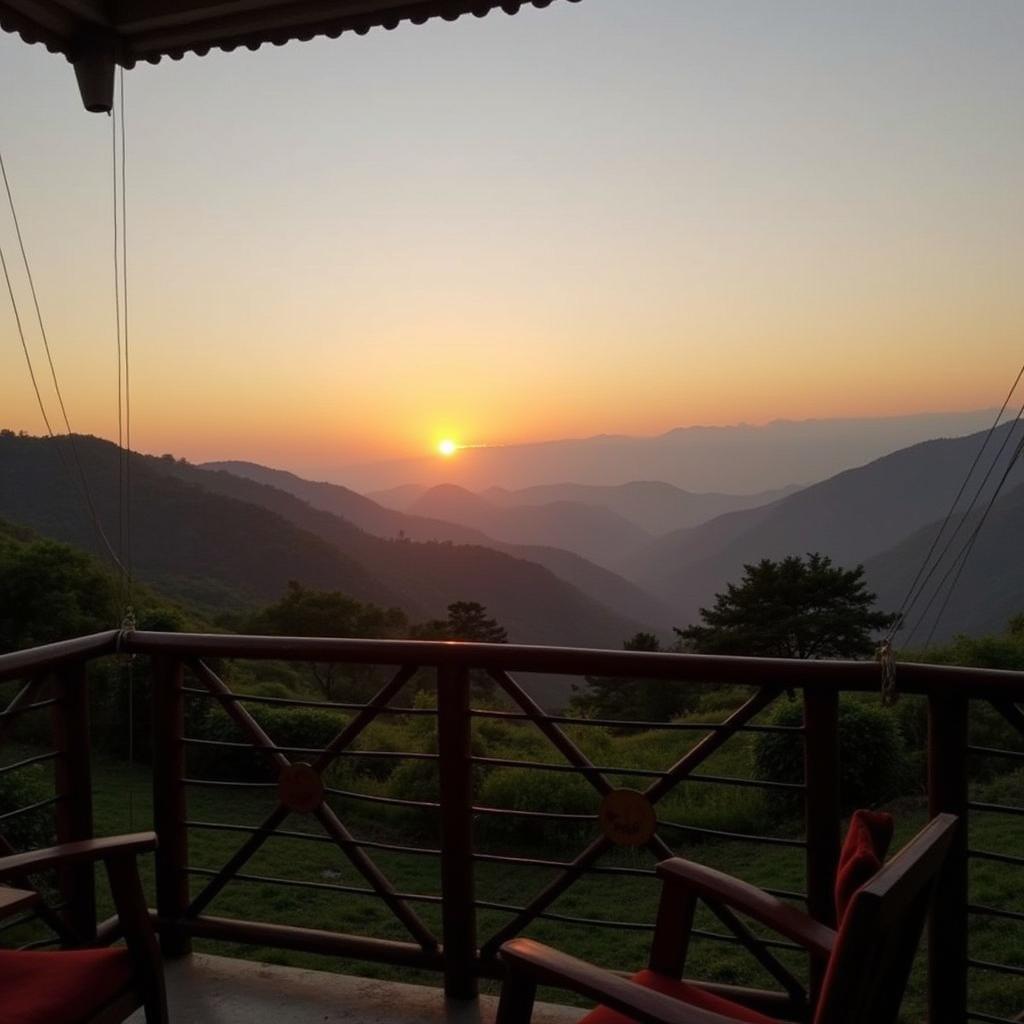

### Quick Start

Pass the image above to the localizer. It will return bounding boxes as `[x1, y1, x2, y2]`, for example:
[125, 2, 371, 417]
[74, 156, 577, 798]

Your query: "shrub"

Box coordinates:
[0, 765, 54, 851]
[187, 704, 347, 781]
[475, 767, 597, 846]
[754, 697, 906, 814]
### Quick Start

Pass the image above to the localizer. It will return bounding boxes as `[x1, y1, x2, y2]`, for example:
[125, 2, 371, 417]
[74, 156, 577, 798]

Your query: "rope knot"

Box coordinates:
[876, 638, 898, 706]
[115, 606, 136, 655]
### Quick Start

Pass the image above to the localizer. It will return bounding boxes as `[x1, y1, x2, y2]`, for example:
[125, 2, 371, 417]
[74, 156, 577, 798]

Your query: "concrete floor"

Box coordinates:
[128, 954, 587, 1024]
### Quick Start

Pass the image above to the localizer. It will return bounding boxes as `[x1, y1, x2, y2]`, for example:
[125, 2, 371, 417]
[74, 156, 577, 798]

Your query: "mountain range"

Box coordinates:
[0, 434, 652, 646]
[2, 413, 1022, 655]
[334, 409, 997, 493]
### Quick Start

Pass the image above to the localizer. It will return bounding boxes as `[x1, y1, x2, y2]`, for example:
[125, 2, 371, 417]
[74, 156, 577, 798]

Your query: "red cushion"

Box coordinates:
[580, 968, 778, 1024]
[835, 809, 894, 923]
[0, 947, 134, 1024]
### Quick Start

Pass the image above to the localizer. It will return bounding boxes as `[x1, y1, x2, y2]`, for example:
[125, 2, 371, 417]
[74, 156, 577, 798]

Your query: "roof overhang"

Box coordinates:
[0, 0, 581, 112]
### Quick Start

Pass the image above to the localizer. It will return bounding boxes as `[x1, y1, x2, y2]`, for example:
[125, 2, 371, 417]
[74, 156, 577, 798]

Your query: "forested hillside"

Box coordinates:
[0, 433, 644, 646]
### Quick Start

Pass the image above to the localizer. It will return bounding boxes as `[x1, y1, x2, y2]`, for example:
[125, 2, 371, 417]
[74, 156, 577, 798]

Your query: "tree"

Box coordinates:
[411, 602, 508, 699]
[411, 601, 508, 644]
[571, 632, 694, 723]
[677, 553, 894, 659]
[246, 582, 408, 699]
[0, 528, 118, 651]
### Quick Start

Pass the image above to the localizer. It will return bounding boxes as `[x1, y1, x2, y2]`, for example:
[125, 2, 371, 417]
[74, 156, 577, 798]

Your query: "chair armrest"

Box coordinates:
[657, 859, 835, 961]
[501, 938, 774, 1024]
[0, 886, 39, 920]
[0, 833, 157, 883]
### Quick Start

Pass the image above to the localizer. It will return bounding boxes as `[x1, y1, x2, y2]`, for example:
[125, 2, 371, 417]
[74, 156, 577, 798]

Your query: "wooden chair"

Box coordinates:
[0, 832, 168, 1024]
[497, 813, 959, 1024]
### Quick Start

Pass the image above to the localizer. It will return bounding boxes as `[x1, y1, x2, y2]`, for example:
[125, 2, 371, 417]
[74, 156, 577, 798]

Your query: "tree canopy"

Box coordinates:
[411, 601, 508, 644]
[571, 631, 695, 723]
[677, 553, 894, 659]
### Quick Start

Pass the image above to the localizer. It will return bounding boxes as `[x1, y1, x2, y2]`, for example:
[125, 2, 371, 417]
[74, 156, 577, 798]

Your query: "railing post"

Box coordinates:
[437, 663, 478, 999]
[803, 688, 840, 1000]
[928, 690, 968, 1024]
[50, 660, 96, 943]
[152, 655, 191, 956]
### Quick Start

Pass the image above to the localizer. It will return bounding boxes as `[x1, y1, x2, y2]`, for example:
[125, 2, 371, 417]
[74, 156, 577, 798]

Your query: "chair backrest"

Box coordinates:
[813, 813, 959, 1024]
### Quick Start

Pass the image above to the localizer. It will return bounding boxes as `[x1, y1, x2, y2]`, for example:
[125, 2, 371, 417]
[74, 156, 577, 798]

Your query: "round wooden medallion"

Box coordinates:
[277, 762, 324, 814]
[599, 788, 657, 847]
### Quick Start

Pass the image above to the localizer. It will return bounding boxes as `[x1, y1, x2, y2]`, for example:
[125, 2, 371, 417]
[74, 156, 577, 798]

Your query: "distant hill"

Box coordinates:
[204, 460, 672, 628]
[0, 434, 392, 615]
[865, 481, 1024, 644]
[334, 409, 997, 493]
[407, 483, 651, 566]
[479, 481, 801, 535]
[624, 422, 1024, 628]
[0, 434, 647, 646]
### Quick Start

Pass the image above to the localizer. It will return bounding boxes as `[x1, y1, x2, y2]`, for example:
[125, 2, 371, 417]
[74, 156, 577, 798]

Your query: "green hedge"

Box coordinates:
[754, 697, 906, 814]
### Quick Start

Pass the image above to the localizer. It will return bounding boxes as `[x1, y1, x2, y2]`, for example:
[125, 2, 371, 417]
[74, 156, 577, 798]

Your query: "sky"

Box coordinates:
[1, 0, 1022, 476]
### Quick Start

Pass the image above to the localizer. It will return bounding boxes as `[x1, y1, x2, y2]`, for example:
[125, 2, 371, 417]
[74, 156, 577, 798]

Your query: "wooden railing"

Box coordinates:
[2, 630, 1023, 1024]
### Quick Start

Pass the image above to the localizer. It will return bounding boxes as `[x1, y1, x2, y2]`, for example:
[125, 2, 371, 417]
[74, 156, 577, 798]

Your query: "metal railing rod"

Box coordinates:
[474, 900, 804, 951]
[325, 787, 439, 811]
[182, 737, 439, 761]
[967, 959, 1024, 978]
[656, 820, 806, 848]
[687, 773, 804, 792]
[469, 755, 664, 778]
[968, 801, 1024, 817]
[468, 708, 803, 734]
[967, 745, 1024, 761]
[0, 750, 59, 776]
[0, 699, 57, 722]
[471, 852, 654, 877]
[181, 686, 436, 716]
[968, 848, 1024, 867]
[182, 777, 277, 789]
[967, 904, 1024, 923]
[185, 866, 442, 905]
[471, 803, 595, 822]
[966, 1012, 1021, 1024]
[0, 794, 61, 823]
[185, 820, 443, 858]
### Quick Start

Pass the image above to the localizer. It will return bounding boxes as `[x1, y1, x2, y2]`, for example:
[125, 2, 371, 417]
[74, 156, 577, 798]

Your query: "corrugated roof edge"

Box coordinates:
[0, 0, 582, 68]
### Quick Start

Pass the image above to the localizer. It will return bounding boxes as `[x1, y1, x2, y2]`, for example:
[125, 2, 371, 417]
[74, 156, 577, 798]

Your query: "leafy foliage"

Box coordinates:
[677, 553, 894, 659]
[244, 582, 408, 699]
[0, 765, 54, 851]
[754, 697, 905, 813]
[411, 601, 508, 644]
[0, 527, 118, 651]
[571, 632, 695, 723]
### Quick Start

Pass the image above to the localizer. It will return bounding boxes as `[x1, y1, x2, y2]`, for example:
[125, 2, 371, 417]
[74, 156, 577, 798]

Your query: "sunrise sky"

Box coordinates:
[1, 0, 1022, 476]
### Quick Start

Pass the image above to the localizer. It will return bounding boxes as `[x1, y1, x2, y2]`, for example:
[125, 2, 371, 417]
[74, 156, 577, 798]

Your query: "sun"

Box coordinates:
[437, 439, 458, 457]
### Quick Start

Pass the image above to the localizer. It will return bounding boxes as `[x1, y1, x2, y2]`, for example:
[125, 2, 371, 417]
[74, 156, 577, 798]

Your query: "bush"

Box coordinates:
[0, 765, 54, 851]
[187, 704, 347, 781]
[475, 767, 597, 846]
[754, 697, 906, 814]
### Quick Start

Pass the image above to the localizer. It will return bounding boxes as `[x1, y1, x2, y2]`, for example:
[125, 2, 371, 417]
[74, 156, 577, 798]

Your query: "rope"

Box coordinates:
[0, 150, 123, 572]
[887, 362, 1024, 641]
[119, 67, 134, 614]
[1, 156, 124, 573]
[914, 431, 1024, 648]
[876, 638, 898, 706]
[112, 68, 136, 830]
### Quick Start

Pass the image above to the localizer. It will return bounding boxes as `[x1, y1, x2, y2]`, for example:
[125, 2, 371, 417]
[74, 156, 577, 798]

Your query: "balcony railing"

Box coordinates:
[1, 630, 1023, 1024]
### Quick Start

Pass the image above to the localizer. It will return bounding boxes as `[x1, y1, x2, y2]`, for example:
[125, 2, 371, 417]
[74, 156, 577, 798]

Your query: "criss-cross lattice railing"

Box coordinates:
[2, 630, 1023, 1024]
